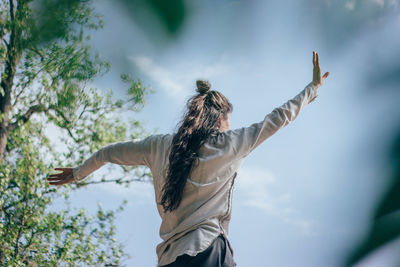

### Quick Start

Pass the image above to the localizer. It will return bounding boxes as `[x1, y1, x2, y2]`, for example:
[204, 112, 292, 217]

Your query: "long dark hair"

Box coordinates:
[160, 80, 233, 213]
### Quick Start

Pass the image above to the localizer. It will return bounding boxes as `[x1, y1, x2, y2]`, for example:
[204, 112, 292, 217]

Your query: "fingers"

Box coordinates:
[47, 174, 69, 181]
[313, 51, 316, 66]
[47, 175, 65, 182]
[48, 173, 69, 178]
[48, 180, 68, 186]
[47, 177, 67, 181]
[323, 72, 330, 79]
[50, 167, 72, 177]
[313, 51, 320, 68]
[47, 173, 74, 186]
[54, 167, 71, 171]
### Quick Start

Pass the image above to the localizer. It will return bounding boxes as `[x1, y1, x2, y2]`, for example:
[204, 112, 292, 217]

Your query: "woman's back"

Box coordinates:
[152, 131, 242, 266]
[144, 80, 320, 265]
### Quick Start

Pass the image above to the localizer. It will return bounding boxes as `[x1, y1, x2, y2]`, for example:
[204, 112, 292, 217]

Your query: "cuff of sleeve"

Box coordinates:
[307, 82, 319, 103]
[72, 166, 82, 183]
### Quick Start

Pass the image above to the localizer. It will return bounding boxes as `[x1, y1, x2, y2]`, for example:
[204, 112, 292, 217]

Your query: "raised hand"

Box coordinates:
[47, 167, 75, 186]
[312, 51, 330, 87]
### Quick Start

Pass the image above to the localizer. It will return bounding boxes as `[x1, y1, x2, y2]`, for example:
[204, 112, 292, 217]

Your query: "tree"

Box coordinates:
[0, 0, 153, 265]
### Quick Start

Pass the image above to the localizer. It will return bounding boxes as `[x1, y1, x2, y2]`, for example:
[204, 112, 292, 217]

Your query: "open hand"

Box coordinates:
[47, 167, 75, 186]
[312, 51, 330, 87]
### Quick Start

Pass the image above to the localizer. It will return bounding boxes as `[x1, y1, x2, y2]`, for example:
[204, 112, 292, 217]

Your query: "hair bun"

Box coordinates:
[196, 80, 211, 95]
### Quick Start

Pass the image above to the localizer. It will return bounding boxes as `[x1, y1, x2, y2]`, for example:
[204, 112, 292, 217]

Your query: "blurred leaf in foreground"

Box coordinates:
[346, 130, 400, 266]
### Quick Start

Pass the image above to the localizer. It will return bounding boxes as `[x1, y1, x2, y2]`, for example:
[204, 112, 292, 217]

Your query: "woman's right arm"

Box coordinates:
[48, 135, 157, 186]
[71, 137, 153, 182]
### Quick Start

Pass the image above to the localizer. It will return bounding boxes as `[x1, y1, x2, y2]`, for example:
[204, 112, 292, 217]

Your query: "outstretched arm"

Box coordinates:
[47, 136, 155, 186]
[227, 51, 330, 159]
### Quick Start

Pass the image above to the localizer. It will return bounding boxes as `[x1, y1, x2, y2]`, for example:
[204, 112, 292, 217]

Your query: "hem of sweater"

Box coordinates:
[157, 231, 221, 266]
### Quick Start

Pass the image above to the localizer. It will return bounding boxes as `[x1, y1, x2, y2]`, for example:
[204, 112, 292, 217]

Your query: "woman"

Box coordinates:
[48, 51, 329, 267]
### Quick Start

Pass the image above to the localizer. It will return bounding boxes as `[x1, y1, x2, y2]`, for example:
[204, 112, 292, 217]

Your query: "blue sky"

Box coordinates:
[49, 1, 400, 266]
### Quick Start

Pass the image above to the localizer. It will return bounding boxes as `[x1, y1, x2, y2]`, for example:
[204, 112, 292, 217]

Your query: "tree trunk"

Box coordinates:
[0, 49, 20, 161]
[0, 0, 21, 161]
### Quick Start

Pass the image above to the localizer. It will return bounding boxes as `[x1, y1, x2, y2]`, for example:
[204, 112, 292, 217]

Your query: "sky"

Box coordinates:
[51, 0, 400, 266]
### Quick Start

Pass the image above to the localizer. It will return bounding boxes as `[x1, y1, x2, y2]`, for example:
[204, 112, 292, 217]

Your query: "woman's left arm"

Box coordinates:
[224, 51, 330, 160]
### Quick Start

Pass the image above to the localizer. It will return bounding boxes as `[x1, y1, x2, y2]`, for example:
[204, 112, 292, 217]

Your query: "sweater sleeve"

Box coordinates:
[72, 135, 154, 182]
[226, 81, 320, 159]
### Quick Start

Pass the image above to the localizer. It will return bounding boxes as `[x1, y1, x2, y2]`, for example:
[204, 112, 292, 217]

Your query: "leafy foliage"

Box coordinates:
[1, 121, 127, 265]
[0, 0, 154, 265]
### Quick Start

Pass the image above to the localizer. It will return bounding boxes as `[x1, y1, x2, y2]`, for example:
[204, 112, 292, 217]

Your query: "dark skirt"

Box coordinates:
[161, 234, 236, 267]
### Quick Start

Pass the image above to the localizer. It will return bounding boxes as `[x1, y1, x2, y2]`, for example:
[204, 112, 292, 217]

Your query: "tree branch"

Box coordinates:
[77, 102, 88, 120]
[1, 37, 9, 50]
[14, 191, 29, 258]
[13, 49, 64, 108]
[9, 0, 15, 22]
[28, 47, 45, 61]
[22, 228, 43, 261]
[12, 68, 45, 107]
[52, 107, 71, 125]
[65, 125, 79, 143]
[76, 175, 150, 187]
[7, 104, 46, 132]
[43, 108, 82, 143]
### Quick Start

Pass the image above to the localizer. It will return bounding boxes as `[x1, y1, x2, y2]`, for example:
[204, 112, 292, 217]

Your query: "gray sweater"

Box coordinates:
[73, 81, 319, 266]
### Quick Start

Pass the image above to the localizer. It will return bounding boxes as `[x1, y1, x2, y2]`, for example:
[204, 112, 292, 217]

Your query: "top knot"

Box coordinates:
[196, 80, 211, 95]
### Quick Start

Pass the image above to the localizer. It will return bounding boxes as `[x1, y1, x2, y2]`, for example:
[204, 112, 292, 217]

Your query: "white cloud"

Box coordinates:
[346, 0, 400, 9]
[345, 0, 356, 10]
[388, 0, 399, 7]
[129, 55, 231, 102]
[201, 63, 230, 78]
[130, 55, 185, 100]
[236, 167, 317, 236]
[369, 0, 385, 7]
[324, 0, 333, 8]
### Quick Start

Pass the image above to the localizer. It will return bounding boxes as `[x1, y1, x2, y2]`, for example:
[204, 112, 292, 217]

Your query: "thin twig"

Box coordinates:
[76, 176, 150, 187]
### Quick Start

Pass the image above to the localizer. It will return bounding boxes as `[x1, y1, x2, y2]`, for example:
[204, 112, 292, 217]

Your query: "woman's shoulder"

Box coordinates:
[152, 133, 174, 150]
[201, 131, 237, 151]
[209, 129, 243, 144]
[141, 133, 173, 142]
[133, 133, 173, 154]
